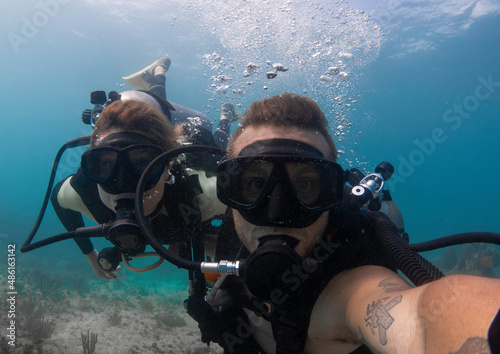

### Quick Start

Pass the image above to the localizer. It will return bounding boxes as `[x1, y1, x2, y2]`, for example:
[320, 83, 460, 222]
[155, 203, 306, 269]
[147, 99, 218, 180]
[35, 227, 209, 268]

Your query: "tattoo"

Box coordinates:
[365, 295, 403, 345]
[378, 278, 408, 293]
[448, 337, 490, 354]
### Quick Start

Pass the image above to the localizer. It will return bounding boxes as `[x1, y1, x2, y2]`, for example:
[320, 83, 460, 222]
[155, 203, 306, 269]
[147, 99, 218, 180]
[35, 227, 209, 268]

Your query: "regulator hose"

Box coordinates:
[369, 211, 444, 286]
[410, 232, 500, 252]
[21, 135, 91, 253]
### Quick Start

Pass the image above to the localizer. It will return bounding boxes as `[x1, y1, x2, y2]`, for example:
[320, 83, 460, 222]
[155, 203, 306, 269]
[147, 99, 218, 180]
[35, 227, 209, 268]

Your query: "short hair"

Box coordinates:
[227, 93, 337, 159]
[89, 99, 178, 152]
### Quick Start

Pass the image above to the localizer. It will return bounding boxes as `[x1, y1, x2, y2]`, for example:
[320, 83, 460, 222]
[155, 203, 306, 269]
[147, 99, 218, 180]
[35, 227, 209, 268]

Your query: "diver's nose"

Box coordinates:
[114, 167, 133, 193]
[267, 182, 293, 224]
[102, 165, 137, 195]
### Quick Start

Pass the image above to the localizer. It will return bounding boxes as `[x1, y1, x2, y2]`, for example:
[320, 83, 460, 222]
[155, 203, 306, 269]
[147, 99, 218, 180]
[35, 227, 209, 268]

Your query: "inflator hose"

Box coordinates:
[369, 211, 444, 286]
[136, 145, 226, 271]
[21, 135, 91, 253]
[410, 232, 500, 252]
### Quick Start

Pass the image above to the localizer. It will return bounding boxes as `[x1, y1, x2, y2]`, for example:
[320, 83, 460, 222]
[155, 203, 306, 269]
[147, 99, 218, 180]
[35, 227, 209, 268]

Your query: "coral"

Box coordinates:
[40, 278, 65, 302]
[107, 312, 122, 326]
[28, 270, 66, 302]
[18, 293, 55, 344]
[81, 330, 98, 354]
[18, 294, 45, 320]
[26, 317, 54, 344]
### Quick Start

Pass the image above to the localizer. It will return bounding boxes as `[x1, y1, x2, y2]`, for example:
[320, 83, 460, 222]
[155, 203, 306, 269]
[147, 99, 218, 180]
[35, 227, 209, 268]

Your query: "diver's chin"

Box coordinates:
[97, 186, 134, 212]
[233, 210, 329, 257]
[97, 185, 163, 215]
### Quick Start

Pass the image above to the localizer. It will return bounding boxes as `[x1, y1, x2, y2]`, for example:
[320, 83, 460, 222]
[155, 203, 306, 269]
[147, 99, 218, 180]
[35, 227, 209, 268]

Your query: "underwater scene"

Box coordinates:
[1, 0, 499, 353]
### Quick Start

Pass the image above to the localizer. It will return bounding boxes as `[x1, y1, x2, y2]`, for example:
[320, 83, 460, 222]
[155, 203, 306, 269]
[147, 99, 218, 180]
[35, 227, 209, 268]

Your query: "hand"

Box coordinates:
[85, 249, 121, 280]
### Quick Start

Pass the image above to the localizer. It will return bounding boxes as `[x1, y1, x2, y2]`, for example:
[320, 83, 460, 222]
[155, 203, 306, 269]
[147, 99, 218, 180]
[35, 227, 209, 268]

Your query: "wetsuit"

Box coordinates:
[168, 100, 231, 150]
[198, 204, 397, 354]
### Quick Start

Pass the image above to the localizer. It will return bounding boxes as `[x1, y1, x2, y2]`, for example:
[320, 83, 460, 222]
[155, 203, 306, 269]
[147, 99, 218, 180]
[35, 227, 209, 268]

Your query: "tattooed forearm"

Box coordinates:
[448, 337, 489, 354]
[365, 295, 403, 345]
[378, 278, 410, 292]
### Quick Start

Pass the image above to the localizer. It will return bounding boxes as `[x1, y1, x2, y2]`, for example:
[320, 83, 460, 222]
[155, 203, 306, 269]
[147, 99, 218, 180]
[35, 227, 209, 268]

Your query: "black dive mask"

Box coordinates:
[217, 139, 344, 228]
[81, 132, 166, 194]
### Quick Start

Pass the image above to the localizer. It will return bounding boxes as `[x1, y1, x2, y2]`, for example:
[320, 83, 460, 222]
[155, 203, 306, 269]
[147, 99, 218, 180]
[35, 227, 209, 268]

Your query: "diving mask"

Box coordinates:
[81, 132, 166, 194]
[217, 139, 344, 228]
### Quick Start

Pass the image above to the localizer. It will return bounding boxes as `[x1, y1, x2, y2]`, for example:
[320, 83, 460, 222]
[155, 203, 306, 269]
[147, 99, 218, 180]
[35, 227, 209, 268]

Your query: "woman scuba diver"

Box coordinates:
[22, 56, 238, 279]
[49, 99, 226, 279]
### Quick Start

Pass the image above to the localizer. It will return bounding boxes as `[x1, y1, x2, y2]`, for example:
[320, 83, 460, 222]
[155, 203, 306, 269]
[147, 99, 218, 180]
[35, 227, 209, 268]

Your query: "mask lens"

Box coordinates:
[239, 161, 274, 204]
[218, 157, 343, 211]
[287, 162, 322, 206]
[81, 148, 118, 183]
[125, 146, 164, 180]
[287, 161, 341, 208]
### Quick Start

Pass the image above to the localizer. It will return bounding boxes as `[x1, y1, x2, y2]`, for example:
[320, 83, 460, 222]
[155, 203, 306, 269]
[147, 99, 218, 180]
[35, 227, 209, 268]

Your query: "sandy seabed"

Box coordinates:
[1, 272, 224, 354]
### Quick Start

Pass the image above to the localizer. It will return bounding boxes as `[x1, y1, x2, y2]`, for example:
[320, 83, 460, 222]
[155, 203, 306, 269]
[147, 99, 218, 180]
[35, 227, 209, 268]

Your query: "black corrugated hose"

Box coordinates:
[368, 211, 445, 286]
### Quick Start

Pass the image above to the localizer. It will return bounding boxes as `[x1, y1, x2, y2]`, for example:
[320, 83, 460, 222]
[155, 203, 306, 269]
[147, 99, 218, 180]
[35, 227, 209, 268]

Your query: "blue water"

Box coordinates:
[1, 0, 499, 282]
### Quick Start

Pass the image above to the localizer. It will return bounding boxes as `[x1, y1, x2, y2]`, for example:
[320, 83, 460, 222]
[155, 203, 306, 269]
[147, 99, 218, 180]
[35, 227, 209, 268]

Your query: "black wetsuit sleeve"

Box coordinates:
[51, 177, 94, 254]
[213, 119, 231, 150]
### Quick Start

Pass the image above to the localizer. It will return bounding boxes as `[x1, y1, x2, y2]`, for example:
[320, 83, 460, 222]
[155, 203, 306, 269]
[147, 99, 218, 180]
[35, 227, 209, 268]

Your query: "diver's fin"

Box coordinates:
[221, 102, 241, 122]
[122, 57, 171, 91]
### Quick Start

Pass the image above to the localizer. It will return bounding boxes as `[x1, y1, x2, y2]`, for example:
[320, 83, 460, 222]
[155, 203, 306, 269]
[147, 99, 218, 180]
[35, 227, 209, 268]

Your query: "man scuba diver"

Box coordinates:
[180, 93, 500, 353]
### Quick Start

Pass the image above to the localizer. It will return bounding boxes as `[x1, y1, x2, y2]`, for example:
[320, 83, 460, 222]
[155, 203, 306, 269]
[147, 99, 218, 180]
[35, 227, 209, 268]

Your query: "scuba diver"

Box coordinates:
[49, 99, 225, 280]
[21, 57, 239, 279]
[132, 93, 499, 353]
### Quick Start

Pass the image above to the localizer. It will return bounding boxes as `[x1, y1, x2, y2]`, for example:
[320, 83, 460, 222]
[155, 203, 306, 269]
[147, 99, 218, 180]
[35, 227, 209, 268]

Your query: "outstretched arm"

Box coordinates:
[317, 265, 500, 353]
[51, 175, 120, 280]
[51, 177, 94, 254]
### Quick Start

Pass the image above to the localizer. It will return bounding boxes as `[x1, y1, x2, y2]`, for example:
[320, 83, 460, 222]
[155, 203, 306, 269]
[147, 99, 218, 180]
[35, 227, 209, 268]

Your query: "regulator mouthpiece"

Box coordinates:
[107, 199, 146, 252]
